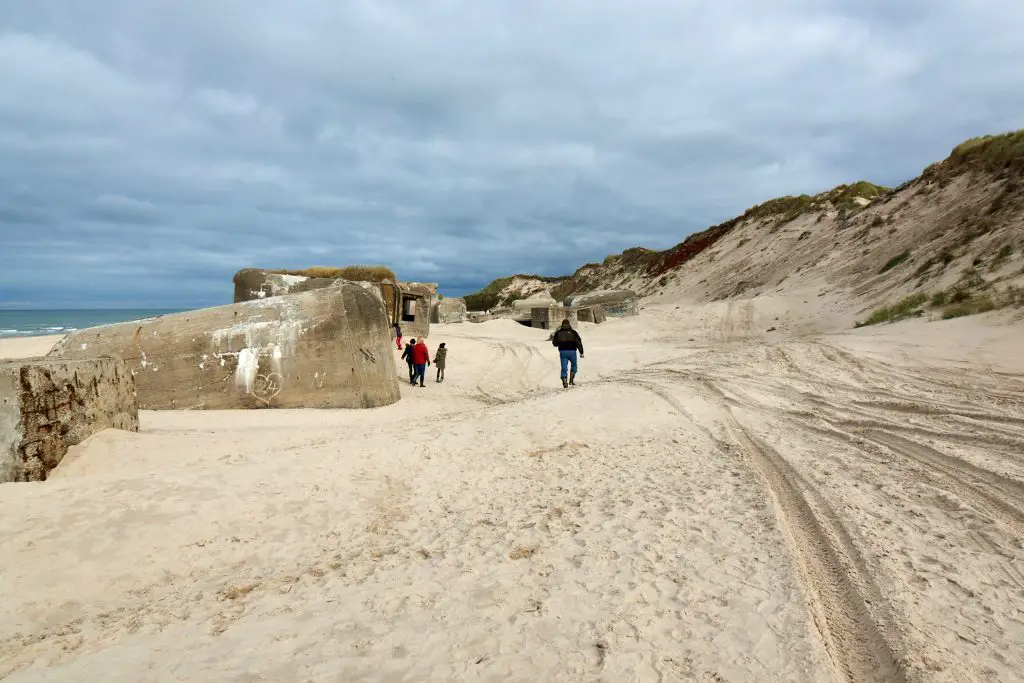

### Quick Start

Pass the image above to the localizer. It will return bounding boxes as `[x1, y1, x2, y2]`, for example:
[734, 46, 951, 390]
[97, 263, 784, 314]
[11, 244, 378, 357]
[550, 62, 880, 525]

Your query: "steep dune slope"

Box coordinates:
[467, 130, 1024, 330]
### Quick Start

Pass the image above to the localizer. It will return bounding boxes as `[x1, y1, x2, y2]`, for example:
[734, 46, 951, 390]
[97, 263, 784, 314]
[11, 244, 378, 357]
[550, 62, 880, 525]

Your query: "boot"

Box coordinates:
[569, 371, 576, 386]
[562, 377, 569, 389]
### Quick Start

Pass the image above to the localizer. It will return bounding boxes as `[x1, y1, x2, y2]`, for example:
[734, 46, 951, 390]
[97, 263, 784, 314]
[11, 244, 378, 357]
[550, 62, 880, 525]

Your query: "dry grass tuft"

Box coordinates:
[508, 545, 537, 560]
[218, 582, 260, 600]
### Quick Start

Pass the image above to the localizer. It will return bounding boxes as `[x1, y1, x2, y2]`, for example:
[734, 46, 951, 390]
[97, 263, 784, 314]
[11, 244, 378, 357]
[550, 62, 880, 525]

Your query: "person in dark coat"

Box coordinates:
[400, 339, 415, 383]
[433, 343, 447, 383]
[550, 319, 584, 388]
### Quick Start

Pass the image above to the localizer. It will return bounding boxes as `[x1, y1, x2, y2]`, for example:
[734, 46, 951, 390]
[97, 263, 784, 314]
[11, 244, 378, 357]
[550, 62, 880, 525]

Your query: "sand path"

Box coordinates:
[1, 306, 1022, 682]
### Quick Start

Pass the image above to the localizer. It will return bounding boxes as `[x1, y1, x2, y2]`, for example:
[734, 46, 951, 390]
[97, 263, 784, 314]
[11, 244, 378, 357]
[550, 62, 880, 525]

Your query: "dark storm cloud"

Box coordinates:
[2, 0, 1024, 307]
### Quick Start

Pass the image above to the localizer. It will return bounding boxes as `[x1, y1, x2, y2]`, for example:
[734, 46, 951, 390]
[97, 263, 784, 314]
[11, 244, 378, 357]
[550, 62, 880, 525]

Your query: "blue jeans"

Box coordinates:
[412, 363, 426, 384]
[559, 350, 578, 378]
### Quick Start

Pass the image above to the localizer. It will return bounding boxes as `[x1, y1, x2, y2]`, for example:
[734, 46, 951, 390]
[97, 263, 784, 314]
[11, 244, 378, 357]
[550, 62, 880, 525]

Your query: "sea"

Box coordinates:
[0, 309, 188, 339]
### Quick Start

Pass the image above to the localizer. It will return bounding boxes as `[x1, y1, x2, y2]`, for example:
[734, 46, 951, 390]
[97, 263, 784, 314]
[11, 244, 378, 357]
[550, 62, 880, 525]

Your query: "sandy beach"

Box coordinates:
[2, 301, 1023, 682]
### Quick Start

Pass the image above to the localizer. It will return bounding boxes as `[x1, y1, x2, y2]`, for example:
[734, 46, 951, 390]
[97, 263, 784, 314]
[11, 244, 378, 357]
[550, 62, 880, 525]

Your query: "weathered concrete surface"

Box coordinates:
[1, 357, 138, 482]
[467, 313, 494, 323]
[564, 289, 639, 317]
[48, 283, 401, 410]
[576, 305, 607, 324]
[431, 297, 467, 324]
[531, 306, 578, 330]
[233, 269, 432, 340]
[395, 283, 433, 340]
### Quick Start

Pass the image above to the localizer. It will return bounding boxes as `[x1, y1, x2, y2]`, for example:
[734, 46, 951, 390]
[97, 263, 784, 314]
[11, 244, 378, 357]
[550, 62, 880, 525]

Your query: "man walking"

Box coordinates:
[550, 319, 584, 388]
[411, 338, 430, 387]
[401, 339, 415, 383]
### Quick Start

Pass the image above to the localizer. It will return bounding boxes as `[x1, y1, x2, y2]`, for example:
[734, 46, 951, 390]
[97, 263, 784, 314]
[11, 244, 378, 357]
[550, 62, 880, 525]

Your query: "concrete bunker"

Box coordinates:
[431, 297, 467, 324]
[563, 289, 638, 318]
[49, 283, 401, 410]
[1, 357, 139, 482]
[233, 268, 433, 341]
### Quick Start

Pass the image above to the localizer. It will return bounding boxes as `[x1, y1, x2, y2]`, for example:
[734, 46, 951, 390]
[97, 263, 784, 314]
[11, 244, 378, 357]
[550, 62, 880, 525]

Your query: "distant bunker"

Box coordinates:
[48, 283, 401, 410]
[1, 357, 139, 482]
[564, 289, 638, 318]
[432, 297, 467, 324]
[233, 268, 433, 340]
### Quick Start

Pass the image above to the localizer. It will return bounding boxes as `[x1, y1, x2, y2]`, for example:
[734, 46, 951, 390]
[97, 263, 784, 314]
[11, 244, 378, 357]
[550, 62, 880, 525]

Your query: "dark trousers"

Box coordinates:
[412, 363, 426, 385]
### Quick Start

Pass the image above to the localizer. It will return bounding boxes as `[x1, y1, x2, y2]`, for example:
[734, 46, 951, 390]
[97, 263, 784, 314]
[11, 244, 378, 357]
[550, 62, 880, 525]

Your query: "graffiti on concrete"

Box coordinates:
[251, 372, 283, 407]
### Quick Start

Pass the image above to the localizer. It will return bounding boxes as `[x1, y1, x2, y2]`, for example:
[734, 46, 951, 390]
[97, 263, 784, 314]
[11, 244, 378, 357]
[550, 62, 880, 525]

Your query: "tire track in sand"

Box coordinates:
[617, 373, 907, 682]
[710, 399, 907, 683]
[857, 429, 1024, 536]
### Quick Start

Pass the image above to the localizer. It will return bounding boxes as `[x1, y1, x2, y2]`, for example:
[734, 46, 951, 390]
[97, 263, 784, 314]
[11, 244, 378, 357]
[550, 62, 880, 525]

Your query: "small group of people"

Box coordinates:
[395, 323, 446, 387]
[393, 318, 584, 391]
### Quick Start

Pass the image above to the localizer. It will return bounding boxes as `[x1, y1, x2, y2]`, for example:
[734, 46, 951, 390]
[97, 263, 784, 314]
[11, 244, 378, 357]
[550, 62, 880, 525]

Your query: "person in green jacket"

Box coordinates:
[433, 343, 447, 383]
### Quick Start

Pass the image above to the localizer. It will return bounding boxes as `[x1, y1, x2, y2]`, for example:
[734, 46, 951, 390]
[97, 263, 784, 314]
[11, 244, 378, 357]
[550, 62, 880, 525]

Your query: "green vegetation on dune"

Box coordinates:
[855, 293, 928, 327]
[269, 265, 396, 282]
[880, 250, 911, 273]
[857, 266, 1024, 327]
[463, 273, 569, 311]
[949, 130, 1024, 173]
[462, 277, 514, 311]
[924, 129, 1024, 181]
[738, 181, 891, 231]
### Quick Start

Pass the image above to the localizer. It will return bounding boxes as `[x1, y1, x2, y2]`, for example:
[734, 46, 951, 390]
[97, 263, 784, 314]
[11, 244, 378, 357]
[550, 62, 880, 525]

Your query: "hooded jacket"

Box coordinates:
[551, 323, 584, 354]
[433, 346, 447, 368]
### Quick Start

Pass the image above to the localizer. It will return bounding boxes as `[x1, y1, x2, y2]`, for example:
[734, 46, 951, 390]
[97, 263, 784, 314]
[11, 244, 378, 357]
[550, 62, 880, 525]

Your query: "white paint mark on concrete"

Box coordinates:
[80, 343, 88, 350]
[235, 347, 259, 393]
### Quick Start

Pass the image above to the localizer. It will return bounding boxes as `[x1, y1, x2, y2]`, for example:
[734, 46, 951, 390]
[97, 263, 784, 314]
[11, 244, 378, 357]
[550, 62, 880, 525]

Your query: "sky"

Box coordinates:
[2, 1, 1024, 308]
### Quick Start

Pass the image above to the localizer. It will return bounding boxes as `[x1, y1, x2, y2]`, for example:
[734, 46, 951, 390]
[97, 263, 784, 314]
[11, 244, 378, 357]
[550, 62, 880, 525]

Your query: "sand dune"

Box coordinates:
[2, 303, 1023, 682]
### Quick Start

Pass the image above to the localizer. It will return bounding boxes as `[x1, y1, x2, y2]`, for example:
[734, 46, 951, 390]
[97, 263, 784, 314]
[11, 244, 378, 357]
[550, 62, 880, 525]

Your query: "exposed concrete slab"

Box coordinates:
[48, 283, 401, 410]
[576, 305, 607, 324]
[1, 357, 139, 482]
[233, 269, 433, 341]
[531, 306, 577, 330]
[564, 289, 639, 317]
[431, 297, 467, 324]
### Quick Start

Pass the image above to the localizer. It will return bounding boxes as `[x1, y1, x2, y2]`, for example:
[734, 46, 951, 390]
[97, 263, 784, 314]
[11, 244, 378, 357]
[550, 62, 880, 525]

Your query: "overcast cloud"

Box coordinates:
[2, 0, 1024, 307]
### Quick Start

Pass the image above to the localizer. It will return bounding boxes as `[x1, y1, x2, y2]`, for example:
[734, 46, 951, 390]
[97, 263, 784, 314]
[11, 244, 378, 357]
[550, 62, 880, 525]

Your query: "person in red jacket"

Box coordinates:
[410, 338, 430, 387]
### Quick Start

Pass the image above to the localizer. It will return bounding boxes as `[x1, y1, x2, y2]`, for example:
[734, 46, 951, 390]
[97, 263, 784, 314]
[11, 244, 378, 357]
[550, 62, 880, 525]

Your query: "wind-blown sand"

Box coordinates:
[0, 334, 61, 360]
[2, 302, 1023, 682]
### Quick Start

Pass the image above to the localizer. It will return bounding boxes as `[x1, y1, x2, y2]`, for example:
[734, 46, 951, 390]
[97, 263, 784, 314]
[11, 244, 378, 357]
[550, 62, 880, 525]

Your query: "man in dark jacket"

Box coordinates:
[400, 339, 415, 383]
[550, 319, 584, 388]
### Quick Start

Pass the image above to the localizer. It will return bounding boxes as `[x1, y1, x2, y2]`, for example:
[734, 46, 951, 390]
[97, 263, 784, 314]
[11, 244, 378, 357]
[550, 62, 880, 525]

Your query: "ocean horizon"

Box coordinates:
[0, 308, 189, 338]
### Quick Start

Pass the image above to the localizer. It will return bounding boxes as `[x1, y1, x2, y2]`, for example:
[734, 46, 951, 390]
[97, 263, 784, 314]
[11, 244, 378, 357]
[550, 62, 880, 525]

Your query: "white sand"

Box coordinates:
[2, 307, 1023, 682]
[0, 334, 61, 360]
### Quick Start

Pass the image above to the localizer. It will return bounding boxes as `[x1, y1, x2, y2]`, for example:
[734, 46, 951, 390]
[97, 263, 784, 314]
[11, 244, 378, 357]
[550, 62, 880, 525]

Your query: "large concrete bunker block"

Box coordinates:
[531, 306, 577, 330]
[49, 283, 402, 410]
[564, 290, 638, 318]
[1, 357, 139, 483]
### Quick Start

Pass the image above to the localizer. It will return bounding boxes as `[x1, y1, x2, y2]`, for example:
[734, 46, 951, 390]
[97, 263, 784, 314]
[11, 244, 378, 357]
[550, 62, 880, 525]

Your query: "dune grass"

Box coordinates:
[270, 265, 397, 282]
[880, 250, 911, 274]
[855, 293, 928, 327]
